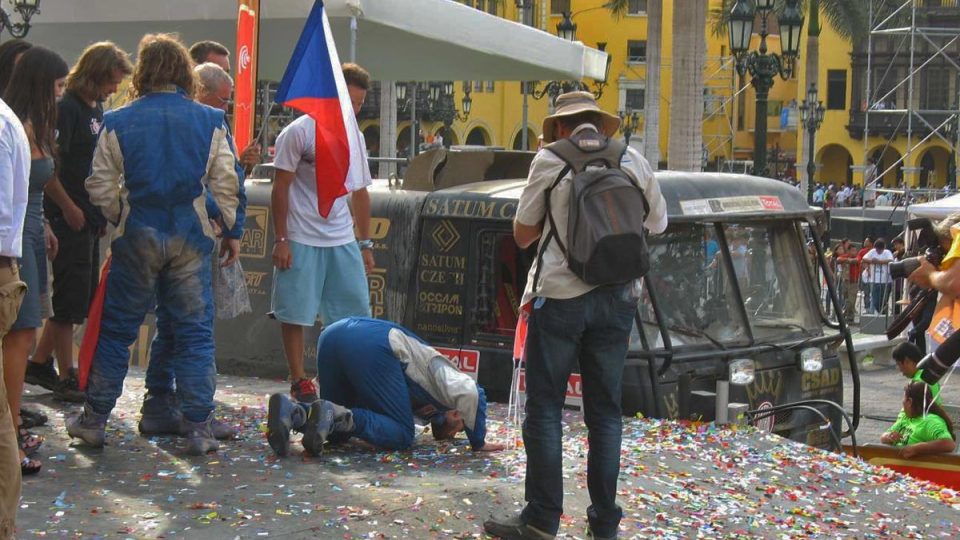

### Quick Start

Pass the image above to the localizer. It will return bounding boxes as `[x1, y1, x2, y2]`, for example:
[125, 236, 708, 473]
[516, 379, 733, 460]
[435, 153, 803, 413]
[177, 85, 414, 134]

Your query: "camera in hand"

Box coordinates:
[886, 218, 945, 340]
[918, 329, 960, 385]
[889, 218, 944, 279]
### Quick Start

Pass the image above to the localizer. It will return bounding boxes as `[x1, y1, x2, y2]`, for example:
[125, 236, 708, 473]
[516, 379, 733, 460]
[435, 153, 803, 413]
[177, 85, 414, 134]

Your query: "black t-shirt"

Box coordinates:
[45, 91, 105, 229]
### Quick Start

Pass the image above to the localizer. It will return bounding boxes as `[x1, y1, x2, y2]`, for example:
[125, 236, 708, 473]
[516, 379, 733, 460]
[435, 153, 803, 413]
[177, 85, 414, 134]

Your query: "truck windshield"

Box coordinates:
[725, 222, 820, 340]
[635, 225, 750, 348]
[632, 221, 821, 351]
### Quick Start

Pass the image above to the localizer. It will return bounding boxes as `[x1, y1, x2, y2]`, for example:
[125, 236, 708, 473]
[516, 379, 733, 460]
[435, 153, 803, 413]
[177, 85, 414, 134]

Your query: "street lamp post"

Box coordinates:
[0, 0, 40, 38]
[619, 109, 640, 146]
[426, 81, 471, 149]
[529, 12, 611, 105]
[799, 83, 825, 204]
[727, 0, 804, 178]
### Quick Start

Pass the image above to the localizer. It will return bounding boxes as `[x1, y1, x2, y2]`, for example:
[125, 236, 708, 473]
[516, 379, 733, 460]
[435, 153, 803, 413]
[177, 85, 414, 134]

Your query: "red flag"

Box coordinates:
[78, 257, 111, 391]
[233, 1, 259, 153]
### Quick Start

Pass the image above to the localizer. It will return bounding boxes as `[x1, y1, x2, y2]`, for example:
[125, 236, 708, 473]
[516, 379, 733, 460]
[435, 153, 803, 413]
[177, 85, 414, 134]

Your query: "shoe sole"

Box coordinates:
[266, 394, 291, 457]
[301, 401, 333, 456]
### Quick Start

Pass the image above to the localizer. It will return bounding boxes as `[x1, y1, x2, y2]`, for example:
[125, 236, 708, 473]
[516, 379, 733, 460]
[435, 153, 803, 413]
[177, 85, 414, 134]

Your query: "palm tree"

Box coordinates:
[605, 0, 662, 169]
[667, 2, 708, 171]
[711, 0, 865, 182]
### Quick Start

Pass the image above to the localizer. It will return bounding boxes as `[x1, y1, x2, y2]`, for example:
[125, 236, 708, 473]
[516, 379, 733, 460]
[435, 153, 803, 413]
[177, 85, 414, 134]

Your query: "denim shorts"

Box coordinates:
[270, 241, 371, 326]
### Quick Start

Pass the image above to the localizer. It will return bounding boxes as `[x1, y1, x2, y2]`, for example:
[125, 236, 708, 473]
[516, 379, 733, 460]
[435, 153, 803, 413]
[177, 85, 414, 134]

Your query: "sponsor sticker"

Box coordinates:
[680, 196, 784, 215]
[435, 347, 480, 380]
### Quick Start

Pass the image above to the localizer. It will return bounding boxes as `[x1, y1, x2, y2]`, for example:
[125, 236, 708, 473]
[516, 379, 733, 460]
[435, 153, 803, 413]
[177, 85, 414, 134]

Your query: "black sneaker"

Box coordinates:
[53, 369, 86, 403]
[483, 516, 555, 539]
[19, 407, 48, 429]
[25, 357, 59, 391]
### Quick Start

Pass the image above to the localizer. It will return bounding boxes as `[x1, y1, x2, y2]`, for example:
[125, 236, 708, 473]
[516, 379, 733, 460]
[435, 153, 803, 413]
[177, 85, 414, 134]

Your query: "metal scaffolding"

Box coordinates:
[861, 0, 960, 192]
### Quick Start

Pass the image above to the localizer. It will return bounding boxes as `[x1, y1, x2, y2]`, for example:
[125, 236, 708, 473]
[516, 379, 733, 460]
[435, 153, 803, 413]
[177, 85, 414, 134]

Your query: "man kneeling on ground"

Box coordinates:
[266, 317, 504, 455]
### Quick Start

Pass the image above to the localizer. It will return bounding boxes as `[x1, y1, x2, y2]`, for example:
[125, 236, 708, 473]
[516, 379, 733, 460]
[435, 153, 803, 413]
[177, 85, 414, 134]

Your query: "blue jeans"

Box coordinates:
[520, 285, 636, 538]
[86, 229, 216, 423]
[870, 283, 889, 314]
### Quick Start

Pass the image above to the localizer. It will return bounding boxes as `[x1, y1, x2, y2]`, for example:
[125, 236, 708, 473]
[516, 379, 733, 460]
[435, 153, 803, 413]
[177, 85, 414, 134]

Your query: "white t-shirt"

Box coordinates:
[516, 125, 668, 307]
[273, 115, 372, 247]
[0, 97, 29, 258]
[862, 248, 894, 283]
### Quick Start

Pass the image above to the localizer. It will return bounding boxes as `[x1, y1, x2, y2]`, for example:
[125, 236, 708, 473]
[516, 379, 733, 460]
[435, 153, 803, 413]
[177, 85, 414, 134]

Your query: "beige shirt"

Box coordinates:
[516, 125, 668, 306]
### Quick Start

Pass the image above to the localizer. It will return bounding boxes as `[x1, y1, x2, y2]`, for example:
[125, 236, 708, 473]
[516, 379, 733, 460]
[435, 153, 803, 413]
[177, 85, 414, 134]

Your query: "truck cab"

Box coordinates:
[202, 147, 858, 448]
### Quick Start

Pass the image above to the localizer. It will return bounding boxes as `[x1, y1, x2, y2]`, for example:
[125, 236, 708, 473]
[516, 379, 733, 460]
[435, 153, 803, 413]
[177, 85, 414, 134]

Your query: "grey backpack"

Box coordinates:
[537, 130, 650, 286]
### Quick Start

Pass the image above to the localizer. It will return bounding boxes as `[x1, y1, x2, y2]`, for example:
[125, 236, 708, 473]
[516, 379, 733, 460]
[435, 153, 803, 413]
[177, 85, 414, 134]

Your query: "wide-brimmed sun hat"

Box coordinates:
[541, 91, 621, 143]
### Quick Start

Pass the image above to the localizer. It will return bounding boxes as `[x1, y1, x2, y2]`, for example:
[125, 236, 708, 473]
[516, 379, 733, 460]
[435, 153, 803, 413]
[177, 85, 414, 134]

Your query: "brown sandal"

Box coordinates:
[20, 456, 41, 476]
[17, 425, 43, 456]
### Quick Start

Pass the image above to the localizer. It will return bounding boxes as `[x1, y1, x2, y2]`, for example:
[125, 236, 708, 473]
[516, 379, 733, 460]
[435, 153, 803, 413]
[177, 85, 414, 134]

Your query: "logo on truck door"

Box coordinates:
[240, 205, 269, 258]
[431, 220, 461, 253]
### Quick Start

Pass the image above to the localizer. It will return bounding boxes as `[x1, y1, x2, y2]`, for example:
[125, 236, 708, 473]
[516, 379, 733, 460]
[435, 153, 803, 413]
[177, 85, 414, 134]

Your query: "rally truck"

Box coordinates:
[122, 147, 859, 448]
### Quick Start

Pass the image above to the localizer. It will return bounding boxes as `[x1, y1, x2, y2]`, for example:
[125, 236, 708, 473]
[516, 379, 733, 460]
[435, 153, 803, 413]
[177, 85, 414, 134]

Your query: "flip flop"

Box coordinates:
[20, 456, 41, 476]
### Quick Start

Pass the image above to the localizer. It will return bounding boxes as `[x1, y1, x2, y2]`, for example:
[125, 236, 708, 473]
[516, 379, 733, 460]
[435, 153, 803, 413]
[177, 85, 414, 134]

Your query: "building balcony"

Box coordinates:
[846, 108, 958, 140]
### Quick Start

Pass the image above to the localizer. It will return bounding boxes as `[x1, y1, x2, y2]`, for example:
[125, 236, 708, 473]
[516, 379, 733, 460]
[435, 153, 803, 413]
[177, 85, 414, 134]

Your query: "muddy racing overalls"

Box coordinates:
[84, 87, 244, 423]
[316, 317, 488, 450]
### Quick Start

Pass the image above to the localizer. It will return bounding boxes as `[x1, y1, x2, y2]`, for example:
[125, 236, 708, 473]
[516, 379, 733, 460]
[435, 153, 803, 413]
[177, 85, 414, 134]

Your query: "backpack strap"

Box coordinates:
[531, 163, 570, 293]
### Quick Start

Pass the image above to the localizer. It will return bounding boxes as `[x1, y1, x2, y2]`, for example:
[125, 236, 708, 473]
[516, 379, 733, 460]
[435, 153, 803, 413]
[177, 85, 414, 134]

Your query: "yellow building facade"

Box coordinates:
[389, 1, 952, 188]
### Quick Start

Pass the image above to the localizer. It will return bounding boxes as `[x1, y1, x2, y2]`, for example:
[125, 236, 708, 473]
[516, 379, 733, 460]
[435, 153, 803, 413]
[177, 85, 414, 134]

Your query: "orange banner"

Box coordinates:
[233, 0, 259, 153]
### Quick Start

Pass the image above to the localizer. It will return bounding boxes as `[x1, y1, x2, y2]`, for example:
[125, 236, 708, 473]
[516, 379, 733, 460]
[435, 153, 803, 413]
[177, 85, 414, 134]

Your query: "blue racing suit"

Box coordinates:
[316, 317, 488, 451]
[144, 159, 246, 396]
[84, 87, 244, 422]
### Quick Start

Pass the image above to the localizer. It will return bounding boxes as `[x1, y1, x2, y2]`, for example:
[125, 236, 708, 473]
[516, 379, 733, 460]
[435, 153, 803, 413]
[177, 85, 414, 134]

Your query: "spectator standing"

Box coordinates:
[0, 88, 30, 540]
[483, 92, 667, 540]
[189, 40, 230, 73]
[67, 34, 243, 455]
[192, 62, 261, 173]
[863, 238, 894, 314]
[24, 42, 132, 402]
[269, 63, 374, 404]
[834, 239, 857, 323]
[856, 237, 874, 314]
[0, 39, 32, 95]
[137, 62, 249, 441]
[2, 46, 69, 477]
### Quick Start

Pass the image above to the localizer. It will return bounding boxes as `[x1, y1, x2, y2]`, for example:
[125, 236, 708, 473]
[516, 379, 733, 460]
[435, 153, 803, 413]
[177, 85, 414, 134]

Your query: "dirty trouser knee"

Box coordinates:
[86, 234, 164, 415]
[316, 331, 414, 450]
[0, 261, 26, 538]
[160, 242, 215, 423]
[145, 302, 176, 394]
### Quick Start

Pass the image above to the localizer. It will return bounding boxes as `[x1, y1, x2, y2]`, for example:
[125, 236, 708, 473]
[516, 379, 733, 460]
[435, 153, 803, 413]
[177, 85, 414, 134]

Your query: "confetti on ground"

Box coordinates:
[15, 368, 960, 538]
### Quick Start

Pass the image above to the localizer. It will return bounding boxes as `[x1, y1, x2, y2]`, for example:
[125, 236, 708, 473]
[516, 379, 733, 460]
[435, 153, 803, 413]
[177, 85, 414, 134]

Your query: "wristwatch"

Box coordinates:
[276, 236, 288, 244]
[357, 239, 374, 250]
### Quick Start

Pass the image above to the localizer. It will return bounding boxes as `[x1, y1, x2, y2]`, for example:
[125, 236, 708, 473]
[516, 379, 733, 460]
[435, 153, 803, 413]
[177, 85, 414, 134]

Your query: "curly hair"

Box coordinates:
[132, 34, 195, 98]
[3, 46, 68, 156]
[65, 41, 132, 100]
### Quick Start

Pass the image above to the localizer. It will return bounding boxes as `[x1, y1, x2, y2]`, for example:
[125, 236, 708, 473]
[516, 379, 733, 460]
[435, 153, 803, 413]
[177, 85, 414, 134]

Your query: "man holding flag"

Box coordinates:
[270, 0, 374, 404]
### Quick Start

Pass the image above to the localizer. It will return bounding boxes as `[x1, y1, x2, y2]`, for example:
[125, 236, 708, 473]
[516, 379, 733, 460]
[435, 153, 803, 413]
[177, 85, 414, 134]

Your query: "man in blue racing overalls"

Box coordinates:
[67, 34, 245, 455]
[266, 317, 504, 456]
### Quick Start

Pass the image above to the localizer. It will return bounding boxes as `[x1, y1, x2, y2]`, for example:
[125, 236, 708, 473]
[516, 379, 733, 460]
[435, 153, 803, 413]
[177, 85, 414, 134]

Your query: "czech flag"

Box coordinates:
[276, 0, 363, 218]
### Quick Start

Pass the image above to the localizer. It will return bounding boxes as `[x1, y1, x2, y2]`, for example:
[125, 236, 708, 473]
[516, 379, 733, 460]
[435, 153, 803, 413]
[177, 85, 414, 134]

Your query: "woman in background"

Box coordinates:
[2, 46, 67, 475]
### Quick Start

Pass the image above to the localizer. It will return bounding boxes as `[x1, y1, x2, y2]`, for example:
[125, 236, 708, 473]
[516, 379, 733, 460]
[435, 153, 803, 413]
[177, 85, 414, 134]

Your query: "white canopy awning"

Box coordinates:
[908, 194, 960, 220]
[25, 0, 608, 82]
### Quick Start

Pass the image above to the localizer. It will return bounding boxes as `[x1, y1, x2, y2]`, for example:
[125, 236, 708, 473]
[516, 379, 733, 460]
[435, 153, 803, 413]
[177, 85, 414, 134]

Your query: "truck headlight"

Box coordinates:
[729, 359, 756, 385]
[799, 347, 823, 372]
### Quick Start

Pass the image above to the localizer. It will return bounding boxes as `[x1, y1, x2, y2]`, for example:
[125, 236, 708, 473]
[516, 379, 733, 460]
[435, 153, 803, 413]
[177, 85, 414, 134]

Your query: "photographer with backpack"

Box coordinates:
[484, 92, 667, 540]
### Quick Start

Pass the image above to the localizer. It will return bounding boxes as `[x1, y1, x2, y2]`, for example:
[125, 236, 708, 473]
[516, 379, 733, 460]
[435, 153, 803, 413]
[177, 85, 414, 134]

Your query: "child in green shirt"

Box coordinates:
[892, 342, 942, 405]
[881, 382, 956, 458]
